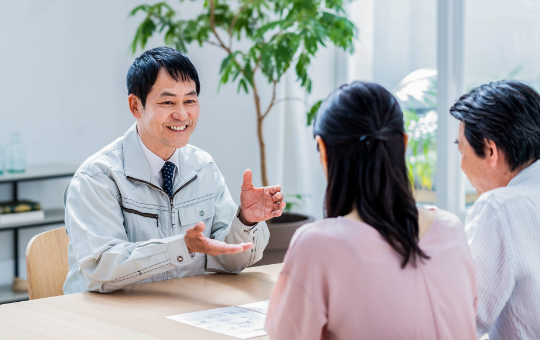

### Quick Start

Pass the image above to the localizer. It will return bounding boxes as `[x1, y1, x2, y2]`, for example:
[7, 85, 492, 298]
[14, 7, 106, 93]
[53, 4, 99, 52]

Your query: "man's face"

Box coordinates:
[131, 68, 200, 158]
[456, 121, 492, 195]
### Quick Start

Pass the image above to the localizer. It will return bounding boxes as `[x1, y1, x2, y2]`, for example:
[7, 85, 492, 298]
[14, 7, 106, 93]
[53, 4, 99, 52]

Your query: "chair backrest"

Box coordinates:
[26, 227, 70, 300]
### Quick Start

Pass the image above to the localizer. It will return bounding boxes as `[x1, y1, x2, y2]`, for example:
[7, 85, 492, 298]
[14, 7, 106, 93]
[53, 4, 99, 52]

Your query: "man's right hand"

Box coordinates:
[185, 221, 254, 256]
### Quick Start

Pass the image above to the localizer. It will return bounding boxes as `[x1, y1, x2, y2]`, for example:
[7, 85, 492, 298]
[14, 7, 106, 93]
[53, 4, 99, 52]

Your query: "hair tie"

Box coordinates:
[359, 129, 398, 144]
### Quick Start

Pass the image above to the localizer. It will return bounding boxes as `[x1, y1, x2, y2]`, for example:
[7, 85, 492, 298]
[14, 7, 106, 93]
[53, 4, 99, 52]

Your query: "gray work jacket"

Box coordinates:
[63, 124, 269, 294]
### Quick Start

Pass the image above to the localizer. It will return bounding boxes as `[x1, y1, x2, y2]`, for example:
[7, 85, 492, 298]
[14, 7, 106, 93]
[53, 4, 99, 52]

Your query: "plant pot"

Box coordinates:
[252, 212, 315, 266]
[413, 188, 479, 206]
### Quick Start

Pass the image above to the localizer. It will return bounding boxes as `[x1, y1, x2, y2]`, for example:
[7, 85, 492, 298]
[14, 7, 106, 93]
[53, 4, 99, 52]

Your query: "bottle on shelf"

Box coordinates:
[7, 133, 26, 173]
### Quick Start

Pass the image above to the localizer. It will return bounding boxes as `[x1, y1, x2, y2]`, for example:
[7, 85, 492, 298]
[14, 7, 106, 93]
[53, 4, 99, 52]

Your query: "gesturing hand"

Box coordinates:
[185, 221, 254, 255]
[239, 169, 286, 225]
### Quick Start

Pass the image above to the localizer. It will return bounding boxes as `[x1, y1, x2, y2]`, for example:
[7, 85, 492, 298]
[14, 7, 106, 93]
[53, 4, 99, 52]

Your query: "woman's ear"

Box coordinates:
[315, 136, 328, 179]
[404, 133, 409, 152]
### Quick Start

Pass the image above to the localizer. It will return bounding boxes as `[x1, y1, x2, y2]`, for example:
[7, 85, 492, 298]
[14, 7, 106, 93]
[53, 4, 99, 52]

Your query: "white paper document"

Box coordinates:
[165, 300, 270, 339]
[237, 300, 270, 314]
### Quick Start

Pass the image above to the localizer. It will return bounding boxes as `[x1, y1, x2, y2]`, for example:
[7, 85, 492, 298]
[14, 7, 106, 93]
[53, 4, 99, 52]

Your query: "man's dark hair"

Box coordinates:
[127, 46, 200, 107]
[450, 80, 540, 171]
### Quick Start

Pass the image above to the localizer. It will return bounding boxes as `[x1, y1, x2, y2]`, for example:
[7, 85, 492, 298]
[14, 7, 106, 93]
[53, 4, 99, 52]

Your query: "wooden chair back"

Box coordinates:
[26, 227, 70, 300]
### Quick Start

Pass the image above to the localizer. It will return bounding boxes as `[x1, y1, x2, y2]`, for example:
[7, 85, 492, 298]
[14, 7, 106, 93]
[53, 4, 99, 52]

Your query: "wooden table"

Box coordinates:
[0, 263, 283, 339]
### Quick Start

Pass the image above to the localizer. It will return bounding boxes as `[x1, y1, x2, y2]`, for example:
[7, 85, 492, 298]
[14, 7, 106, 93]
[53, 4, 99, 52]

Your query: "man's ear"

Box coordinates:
[486, 139, 499, 167]
[129, 94, 143, 119]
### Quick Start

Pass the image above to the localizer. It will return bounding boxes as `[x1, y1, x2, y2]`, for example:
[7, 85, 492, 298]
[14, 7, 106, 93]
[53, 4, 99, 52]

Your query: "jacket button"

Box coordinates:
[200, 211, 204, 216]
[177, 256, 183, 262]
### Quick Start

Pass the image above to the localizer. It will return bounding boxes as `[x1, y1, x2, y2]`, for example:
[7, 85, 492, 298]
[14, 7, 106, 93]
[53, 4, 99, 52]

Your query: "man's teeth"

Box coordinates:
[169, 125, 187, 131]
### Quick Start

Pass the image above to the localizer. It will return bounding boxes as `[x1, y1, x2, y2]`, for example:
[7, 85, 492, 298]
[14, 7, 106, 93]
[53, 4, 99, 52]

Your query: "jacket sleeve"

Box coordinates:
[64, 172, 193, 293]
[206, 164, 270, 273]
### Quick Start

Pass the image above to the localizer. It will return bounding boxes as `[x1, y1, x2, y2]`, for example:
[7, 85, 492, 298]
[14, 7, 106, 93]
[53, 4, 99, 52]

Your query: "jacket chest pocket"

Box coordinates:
[122, 206, 160, 242]
[178, 198, 216, 236]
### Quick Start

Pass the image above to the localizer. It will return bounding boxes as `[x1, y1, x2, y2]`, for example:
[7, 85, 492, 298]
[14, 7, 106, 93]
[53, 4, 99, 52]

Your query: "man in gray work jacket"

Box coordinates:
[63, 46, 283, 294]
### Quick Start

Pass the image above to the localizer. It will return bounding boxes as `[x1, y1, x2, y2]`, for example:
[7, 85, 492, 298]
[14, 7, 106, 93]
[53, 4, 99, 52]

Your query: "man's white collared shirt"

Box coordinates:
[137, 134, 180, 187]
[466, 160, 540, 340]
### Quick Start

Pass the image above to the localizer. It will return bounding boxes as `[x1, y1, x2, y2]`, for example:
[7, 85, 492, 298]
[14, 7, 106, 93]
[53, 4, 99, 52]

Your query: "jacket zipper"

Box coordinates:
[171, 175, 198, 202]
[121, 206, 159, 227]
[126, 175, 198, 227]
[125, 175, 199, 281]
[127, 175, 198, 206]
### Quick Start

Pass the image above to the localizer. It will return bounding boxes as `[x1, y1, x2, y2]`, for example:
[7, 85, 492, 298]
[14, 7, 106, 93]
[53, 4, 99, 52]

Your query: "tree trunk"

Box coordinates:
[252, 81, 269, 187]
[257, 117, 268, 187]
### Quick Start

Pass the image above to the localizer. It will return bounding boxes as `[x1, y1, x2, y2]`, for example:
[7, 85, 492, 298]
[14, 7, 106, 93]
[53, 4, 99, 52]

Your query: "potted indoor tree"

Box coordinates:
[129, 0, 356, 263]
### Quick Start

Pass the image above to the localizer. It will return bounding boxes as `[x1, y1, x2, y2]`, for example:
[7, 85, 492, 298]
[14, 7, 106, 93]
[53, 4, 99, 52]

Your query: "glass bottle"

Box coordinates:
[7, 133, 26, 173]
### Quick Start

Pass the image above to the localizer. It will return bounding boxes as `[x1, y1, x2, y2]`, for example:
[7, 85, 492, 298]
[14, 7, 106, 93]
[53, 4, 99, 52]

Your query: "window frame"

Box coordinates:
[436, 0, 467, 220]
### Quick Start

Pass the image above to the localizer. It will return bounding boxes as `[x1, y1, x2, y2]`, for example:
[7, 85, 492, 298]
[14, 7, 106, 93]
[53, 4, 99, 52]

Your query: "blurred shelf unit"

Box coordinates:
[0, 284, 29, 304]
[0, 164, 77, 304]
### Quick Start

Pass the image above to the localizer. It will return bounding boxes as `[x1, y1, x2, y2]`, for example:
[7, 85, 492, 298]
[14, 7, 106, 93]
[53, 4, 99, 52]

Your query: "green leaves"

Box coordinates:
[129, 0, 357, 118]
[261, 32, 301, 81]
[218, 51, 241, 90]
[319, 11, 355, 53]
[131, 16, 157, 54]
[283, 194, 309, 212]
[403, 108, 437, 190]
[306, 100, 322, 126]
[295, 52, 312, 93]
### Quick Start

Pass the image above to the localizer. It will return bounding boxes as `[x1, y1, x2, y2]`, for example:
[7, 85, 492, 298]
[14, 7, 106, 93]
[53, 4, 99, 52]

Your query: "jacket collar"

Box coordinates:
[176, 147, 198, 186]
[122, 123, 198, 191]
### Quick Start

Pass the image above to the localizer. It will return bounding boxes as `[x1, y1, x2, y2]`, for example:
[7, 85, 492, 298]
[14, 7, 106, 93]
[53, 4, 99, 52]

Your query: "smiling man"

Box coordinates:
[63, 46, 283, 294]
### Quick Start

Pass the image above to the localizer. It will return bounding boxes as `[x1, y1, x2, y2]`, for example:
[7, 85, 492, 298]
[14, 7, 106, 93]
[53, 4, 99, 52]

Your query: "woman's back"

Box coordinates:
[265, 208, 477, 340]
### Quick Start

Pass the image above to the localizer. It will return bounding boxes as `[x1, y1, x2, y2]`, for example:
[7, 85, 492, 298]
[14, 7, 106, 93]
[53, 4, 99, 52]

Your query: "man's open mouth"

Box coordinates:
[168, 125, 187, 131]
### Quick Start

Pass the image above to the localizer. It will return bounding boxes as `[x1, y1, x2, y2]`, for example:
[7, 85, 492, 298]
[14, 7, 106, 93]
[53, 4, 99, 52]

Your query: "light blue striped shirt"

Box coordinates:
[466, 160, 540, 340]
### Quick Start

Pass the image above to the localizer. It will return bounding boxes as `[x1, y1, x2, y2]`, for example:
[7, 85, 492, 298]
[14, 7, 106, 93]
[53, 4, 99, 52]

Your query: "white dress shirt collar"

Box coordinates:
[137, 133, 180, 187]
[508, 159, 540, 187]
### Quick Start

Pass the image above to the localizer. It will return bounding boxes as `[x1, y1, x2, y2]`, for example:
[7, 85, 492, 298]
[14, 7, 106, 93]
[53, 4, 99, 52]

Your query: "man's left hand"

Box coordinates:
[239, 169, 286, 225]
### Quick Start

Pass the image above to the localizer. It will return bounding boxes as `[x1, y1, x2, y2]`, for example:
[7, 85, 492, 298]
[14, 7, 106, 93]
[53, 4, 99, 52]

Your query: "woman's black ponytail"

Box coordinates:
[314, 81, 429, 268]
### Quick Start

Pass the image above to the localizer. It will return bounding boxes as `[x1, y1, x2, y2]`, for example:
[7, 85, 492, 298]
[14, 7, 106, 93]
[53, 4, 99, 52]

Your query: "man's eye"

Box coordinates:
[161, 101, 173, 105]
[186, 100, 196, 104]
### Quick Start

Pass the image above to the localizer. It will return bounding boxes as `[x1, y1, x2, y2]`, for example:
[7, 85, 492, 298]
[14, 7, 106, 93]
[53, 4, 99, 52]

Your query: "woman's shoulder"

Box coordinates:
[288, 217, 376, 253]
[289, 218, 339, 247]
[283, 218, 358, 272]
[421, 208, 468, 248]
[431, 208, 464, 230]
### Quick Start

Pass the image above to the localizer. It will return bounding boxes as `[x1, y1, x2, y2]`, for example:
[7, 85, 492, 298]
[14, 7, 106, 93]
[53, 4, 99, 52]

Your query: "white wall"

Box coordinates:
[0, 0, 280, 285]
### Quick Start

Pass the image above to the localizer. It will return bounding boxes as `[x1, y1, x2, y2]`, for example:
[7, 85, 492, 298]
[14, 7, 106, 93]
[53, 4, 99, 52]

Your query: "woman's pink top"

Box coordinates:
[265, 209, 477, 340]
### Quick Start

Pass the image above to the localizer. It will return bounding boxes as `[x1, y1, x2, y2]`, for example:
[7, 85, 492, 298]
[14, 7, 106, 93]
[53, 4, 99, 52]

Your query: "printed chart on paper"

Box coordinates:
[166, 300, 270, 339]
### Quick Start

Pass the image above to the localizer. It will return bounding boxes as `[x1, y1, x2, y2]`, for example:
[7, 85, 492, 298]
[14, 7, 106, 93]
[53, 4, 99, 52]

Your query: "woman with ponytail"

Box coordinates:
[264, 82, 477, 340]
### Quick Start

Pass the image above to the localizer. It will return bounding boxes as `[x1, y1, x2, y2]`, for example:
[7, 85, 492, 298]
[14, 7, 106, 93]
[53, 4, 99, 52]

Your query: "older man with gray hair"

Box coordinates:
[451, 80, 540, 340]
